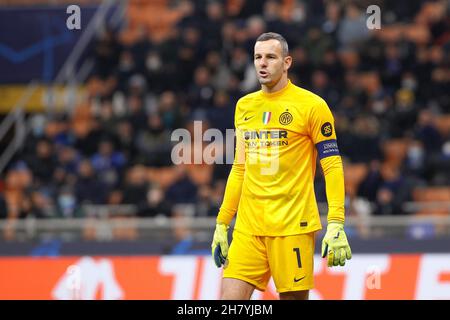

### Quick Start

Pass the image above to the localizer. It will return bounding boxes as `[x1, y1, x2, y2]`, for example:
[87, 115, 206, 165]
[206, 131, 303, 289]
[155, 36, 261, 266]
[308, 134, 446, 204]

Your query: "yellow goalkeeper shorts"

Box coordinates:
[223, 229, 316, 293]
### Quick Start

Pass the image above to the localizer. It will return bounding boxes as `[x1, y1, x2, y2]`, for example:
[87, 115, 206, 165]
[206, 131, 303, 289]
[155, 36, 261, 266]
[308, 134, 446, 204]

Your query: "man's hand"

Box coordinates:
[321, 222, 352, 267]
[211, 223, 229, 267]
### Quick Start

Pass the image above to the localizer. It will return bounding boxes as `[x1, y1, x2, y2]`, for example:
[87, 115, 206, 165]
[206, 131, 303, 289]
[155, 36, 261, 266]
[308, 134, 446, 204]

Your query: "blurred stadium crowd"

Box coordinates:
[0, 0, 449, 234]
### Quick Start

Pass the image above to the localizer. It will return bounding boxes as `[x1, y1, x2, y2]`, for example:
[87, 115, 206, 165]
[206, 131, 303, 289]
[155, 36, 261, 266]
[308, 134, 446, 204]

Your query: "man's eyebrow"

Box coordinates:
[254, 53, 278, 57]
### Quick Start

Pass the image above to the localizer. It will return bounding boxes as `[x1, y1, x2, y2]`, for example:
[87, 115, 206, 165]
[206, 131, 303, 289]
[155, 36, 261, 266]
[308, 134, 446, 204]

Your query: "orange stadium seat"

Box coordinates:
[435, 115, 450, 138]
[382, 139, 409, 169]
[412, 187, 450, 216]
[122, 0, 183, 44]
[343, 163, 368, 197]
[147, 166, 184, 190]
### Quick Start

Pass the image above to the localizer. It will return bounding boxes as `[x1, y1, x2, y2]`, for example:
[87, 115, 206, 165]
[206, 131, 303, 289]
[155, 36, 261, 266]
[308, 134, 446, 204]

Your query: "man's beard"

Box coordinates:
[258, 73, 282, 86]
[258, 76, 272, 85]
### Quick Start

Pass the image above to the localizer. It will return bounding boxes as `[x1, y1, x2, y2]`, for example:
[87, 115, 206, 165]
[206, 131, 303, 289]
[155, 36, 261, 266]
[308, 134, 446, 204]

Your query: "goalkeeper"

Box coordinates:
[211, 32, 351, 300]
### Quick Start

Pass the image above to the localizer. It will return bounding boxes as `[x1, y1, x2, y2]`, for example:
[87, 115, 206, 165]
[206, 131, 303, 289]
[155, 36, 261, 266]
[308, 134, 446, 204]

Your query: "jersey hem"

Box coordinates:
[234, 225, 322, 237]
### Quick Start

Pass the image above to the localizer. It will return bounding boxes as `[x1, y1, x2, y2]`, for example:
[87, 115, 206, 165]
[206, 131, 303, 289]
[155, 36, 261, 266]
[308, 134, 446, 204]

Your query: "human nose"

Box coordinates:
[259, 57, 267, 68]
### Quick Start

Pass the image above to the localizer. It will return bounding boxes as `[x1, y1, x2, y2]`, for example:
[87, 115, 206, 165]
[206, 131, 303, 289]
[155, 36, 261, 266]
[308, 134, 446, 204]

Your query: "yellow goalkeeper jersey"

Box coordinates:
[217, 79, 345, 236]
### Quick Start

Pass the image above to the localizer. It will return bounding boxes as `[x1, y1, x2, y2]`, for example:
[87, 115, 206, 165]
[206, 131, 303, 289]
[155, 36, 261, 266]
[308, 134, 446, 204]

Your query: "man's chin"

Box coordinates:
[258, 78, 272, 85]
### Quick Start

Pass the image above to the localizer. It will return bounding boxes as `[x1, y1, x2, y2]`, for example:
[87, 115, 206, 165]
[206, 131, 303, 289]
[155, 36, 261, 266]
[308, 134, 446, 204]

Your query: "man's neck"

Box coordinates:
[261, 76, 289, 94]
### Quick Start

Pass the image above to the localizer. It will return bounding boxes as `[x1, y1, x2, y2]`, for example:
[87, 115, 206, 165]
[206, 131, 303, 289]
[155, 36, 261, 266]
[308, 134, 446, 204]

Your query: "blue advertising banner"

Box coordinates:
[0, 5, 97, 83]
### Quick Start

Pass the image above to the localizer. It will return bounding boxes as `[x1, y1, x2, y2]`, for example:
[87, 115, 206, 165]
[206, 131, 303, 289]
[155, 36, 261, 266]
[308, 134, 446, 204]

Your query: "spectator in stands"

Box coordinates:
[114, 119, 138, 164]
[337, 3, 371, 49]
[126, 94, 148, 132]
[19, 188, 53, 219]
[204, 50, 232, 91]
[55, 186, 82, 218]
[93, 27, 121, 79]
[122, 166, 149, 214]
[375, 187, 400, 216]
[201, 1, 225, 52]
[207, 90, 235, 134]
[186, 65, 215, 112]
[25, 138, 57, 186]
[176, 26, 203, 88]
[415, 109, 443, 154]
[73, 119, 103, 157]
[374, 165, 414, 216]
[97, 98, 120, 137]
[75, 159, 106, 204]
[91, 138, 126, 188]
[158, 91, 183, 131]
[135, 114, 172, 167]
[302, 27, 334, 66]
[117, 50, 137, 92]
[143, 50, 165, 93]
[387, 88, 418, 138]
[138, 184, 172, 218]
[56, 145, 80, 176]
[165, 173, 198, 205]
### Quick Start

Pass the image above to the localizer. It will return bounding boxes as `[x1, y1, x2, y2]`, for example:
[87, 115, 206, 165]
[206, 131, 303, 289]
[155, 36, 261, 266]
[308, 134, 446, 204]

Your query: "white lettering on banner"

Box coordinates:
[325, 254, 389, 300]
[250, 289, 263, 300]
[52, 257, 123, 300]
[197, 257, 222, 300]
[416, 254, 450, 300]
[65, 265, 81, 299]
[159, 256, 197, 300]
[308, 289, 322, 300]
[310, 255, 324, 300]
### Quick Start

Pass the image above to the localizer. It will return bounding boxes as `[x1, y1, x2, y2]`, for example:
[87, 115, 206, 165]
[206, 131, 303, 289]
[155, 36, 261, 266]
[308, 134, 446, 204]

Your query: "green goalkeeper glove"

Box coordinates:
[211, 223, 229, 268]
[321, 222, 352, 267]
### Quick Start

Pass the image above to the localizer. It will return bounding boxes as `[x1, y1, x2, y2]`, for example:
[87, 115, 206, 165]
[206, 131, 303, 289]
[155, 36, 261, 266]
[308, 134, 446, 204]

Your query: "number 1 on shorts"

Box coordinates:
[293, 247, 302, 268]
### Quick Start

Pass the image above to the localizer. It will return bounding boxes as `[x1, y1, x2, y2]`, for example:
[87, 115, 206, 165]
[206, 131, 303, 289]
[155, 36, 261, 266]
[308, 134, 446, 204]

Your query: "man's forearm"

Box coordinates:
[216, 163, 245, 225]
[320, 155, 345, 224]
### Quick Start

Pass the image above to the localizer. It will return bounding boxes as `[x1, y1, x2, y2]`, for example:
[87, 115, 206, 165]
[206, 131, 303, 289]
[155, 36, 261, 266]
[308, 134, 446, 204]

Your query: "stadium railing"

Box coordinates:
[1, 203, 450, 242]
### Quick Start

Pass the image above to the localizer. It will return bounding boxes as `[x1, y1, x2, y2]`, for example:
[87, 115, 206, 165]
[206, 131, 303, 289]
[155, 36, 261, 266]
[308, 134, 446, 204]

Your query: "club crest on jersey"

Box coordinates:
[262, 112, 271, 125]
[279, 111, 293, 125]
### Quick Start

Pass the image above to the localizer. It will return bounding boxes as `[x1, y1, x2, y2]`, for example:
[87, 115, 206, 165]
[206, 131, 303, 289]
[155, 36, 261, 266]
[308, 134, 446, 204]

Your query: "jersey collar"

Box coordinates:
[260, 79, 292, 98]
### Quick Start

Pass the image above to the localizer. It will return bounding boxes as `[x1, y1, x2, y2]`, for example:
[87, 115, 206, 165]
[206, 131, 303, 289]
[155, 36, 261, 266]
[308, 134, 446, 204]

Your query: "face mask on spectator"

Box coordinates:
[402, 78, 417, 91]
[58, 194, 76, 216]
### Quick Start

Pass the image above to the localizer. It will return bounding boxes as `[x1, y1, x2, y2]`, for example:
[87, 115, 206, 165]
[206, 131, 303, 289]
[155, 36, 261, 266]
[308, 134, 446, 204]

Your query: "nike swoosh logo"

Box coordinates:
[244, 115, 254, 121]
[294, 276, 306, 283]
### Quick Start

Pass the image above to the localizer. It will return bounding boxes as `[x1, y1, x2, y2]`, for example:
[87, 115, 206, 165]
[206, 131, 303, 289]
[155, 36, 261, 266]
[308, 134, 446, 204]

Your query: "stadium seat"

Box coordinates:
[343, 163, 368, 197]
[412, 187, 450, 215]
[435, 115, 450, 138]
[382, 139, 409, 169]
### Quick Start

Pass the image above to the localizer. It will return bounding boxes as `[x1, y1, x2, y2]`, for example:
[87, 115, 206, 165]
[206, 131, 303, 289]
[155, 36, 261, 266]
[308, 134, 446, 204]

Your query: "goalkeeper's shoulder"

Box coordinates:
[236, 91, 261, 107]
[289, 84, 331, 116]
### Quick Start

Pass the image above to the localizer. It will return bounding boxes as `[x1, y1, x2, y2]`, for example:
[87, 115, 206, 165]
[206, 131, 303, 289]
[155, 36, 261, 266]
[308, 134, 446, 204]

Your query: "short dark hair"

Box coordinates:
[255, 32, 289, 57]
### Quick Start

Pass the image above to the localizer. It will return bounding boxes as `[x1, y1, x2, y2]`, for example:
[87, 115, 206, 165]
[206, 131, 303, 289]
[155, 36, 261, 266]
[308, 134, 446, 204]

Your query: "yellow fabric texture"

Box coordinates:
[223, 230, 316, 292]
